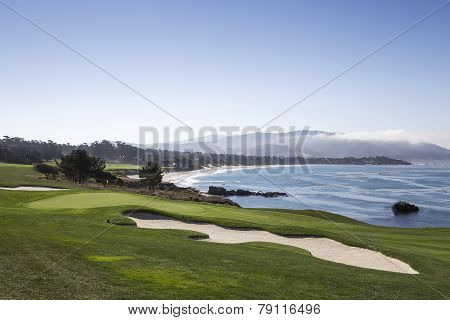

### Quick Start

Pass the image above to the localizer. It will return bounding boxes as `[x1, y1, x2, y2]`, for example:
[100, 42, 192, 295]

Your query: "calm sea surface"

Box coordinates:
[186, 164, 450, 228]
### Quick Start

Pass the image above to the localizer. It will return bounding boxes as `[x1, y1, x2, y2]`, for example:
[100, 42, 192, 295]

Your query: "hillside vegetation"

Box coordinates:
[1, 136, 410, 168]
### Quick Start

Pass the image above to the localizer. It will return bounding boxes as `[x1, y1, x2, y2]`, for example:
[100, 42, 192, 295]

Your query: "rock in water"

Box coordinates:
[208, 186, 287, 198]
[207, 186, 228, 196]
[392, 201, 419, 213]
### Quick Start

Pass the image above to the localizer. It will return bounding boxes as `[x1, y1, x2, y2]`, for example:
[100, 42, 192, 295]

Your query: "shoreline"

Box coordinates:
[131, 162, 418, 187]
[128, 165, 246, 186]
[161, 162, 408, 186]
[129, 164, 294, 186]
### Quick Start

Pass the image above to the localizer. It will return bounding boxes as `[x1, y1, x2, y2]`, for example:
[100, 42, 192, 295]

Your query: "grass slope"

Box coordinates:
[1, 165, 449, 299]
[0, 164, 83, 189]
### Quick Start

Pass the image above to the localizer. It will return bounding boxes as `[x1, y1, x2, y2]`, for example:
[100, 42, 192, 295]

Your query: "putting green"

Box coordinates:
[26, 192, 341, 230]
[26, 192, 214, 217]
[27, 192, 154, 209]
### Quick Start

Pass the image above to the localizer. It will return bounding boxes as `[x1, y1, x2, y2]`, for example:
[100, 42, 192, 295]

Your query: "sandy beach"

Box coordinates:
[128, 164, 293, 186]
[163, 165, 246, 185]
[128, 165, 244, 186]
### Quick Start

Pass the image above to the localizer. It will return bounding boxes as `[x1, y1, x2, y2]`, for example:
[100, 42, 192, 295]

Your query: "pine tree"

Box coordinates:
[138, 161, 164, 190]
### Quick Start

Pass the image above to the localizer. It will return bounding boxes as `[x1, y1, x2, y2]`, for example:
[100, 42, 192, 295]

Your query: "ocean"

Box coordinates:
[185, 164, 450, 228]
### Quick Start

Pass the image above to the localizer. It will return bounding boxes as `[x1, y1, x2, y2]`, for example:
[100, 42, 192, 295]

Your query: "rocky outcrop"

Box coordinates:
[392, 201, 419, 213]
[156, 182, 194, 192]
[208, 186, 287, 198]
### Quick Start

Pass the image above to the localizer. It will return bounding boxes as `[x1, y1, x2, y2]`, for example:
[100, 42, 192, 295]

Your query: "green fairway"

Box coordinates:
[105, 163, 170, 175]
[105, 163, 140, 170]
[0, 163, 82, 189]
[1, 165, 450, 299]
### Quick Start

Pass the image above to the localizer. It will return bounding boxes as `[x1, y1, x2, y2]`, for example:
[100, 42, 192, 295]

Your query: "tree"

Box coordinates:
[138, 161, 164, 190]
[33, 163, 59, 180]
[93, 170, 117, 187]
[56, 149, 106, 184]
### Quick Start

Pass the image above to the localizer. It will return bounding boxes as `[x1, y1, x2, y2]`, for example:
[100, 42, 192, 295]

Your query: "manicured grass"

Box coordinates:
[28, 192, 152, 209]
[107, 216, 136, 226]
[105, 163, 170, 175]
[105, 163, 141, 171]
[0, 163, 82, 189]
[1, 165, 449, 299]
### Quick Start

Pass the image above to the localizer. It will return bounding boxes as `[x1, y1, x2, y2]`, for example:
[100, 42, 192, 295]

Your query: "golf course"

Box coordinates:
[1, 163, 449, 299]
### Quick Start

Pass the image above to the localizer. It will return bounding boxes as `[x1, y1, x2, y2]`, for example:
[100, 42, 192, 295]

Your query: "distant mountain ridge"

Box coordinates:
[149, 130, 450, 161]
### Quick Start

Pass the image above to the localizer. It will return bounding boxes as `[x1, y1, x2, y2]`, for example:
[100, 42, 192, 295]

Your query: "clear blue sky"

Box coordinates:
[1, 0, 449, 145]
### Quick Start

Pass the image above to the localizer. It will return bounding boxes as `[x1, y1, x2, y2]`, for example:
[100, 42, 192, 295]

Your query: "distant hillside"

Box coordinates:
[0, 136, 410, 167]
[152, 130, 450, 161]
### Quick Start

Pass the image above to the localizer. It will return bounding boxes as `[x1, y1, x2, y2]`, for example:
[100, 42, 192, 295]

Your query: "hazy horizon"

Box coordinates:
[2, 129, 450, 150]
[1, 0, 449, 146]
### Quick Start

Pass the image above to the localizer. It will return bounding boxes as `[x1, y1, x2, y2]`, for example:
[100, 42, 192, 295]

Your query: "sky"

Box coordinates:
[1, 0, 449, 146]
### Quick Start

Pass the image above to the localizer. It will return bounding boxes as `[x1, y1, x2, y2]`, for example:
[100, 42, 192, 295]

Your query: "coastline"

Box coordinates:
[129, 162, 420, 188]
[162, 166, 228, 186]
[164, 164, 304, 186]
[128, 164, 291, 186]
[127, 166, 229, 185]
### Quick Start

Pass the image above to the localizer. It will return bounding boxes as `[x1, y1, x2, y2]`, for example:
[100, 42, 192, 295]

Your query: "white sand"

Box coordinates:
[128, 165, 271, 186]
[127, 212, 418, 274]
[163, 166, 241, 186]
[0, 186, 68, 191]
[127, 165, 241, 186]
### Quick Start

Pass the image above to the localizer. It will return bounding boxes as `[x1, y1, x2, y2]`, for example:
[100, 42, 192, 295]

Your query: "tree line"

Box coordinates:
[34, 149, 163, 190]
[1, 136, 410, 167]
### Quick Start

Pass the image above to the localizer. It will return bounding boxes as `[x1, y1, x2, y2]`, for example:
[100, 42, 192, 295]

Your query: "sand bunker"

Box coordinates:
[0, 186, 68, 191]
[127, 212, 418, 274]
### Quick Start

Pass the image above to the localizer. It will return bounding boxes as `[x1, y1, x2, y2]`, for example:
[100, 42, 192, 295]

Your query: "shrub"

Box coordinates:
[33, 163, 59, 180]
[56, 149, 105, 184]
[106, 217, 136, 226]
[93, 170, 117, 187]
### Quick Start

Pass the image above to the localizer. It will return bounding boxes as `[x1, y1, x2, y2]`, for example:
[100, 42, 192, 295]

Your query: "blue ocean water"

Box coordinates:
[187, 164, 450, 228]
